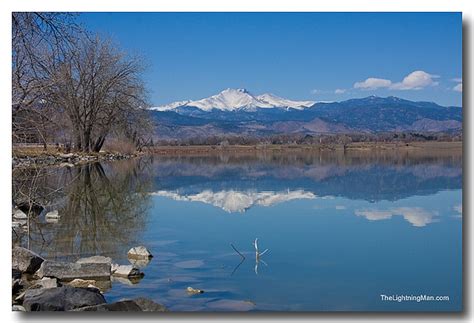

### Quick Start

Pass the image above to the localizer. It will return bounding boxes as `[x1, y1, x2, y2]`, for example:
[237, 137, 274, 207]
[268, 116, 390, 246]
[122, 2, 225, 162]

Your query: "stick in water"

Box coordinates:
[230, 243, 246, 259]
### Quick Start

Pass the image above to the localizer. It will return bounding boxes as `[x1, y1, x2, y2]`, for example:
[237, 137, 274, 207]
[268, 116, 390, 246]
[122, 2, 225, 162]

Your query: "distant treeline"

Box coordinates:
[153, 131, 462, 146]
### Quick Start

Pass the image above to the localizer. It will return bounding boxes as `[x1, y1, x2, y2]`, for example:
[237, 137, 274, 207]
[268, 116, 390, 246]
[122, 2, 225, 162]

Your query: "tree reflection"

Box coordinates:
[13, 158, 154, 261]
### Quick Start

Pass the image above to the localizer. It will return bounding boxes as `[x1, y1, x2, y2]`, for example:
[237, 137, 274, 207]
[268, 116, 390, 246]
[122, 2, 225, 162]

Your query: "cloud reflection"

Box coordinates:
[355, 207, 437, 227]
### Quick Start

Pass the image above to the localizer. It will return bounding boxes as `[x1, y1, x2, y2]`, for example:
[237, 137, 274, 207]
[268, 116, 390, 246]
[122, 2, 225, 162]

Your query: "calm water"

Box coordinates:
[12, 149, 462, 311]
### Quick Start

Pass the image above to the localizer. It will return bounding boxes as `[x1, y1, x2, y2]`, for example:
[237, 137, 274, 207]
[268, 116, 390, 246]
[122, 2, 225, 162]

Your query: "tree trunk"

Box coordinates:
[93, 136, 105, 152]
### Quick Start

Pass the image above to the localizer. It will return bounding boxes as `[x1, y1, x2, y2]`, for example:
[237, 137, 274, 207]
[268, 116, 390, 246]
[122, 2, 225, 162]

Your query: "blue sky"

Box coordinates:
[78, 12, 462, 106]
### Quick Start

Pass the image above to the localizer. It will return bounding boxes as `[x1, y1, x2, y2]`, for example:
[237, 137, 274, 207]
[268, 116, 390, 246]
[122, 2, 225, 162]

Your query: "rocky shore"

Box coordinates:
[12, 246, 167, 312]
[12, 151, 142, 169]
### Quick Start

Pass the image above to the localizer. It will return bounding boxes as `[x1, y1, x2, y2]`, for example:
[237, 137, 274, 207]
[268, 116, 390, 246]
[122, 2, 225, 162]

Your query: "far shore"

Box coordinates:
[150, 141, 462, 155]
[12, 141, 462, 168]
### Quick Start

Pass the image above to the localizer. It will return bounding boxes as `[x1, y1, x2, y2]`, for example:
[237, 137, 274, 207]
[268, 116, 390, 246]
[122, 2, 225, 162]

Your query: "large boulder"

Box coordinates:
[73, 298, 167, 312]
[133, 297, 168, 312]
[12, 247, 44, 274]
[22, 286, 106, 311]
[73, 300, 142, 311]
[127, 246, 153, 259]
[36, 261, 111, 280]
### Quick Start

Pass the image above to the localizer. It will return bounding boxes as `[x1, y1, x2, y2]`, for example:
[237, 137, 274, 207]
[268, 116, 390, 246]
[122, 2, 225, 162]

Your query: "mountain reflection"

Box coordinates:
[150, 149, 462, 202]
[12, 159, 153, 260]
[151, 189, 316, 213]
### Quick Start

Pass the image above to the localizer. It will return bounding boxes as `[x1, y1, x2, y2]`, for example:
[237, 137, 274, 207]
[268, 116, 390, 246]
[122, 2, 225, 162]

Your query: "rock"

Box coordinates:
[12, 208, 28, 220]
[111, 275, 143, 285]
[112, 264, 143, 278]
[186, 286, 204, 295]
[59, 153, 74, 159]
[45, 217, 58, 224]
[12, 247, 45, 274]
[36, 261, 111, 280]
[127, 246, 153, 259]
[76, 255, 112, 265]
[66, 278, 97, 288]
[12, 268, 22, 280]
[73, 298, 167, 312]
[38, 277, 58, 288]
[128, 257, 151, 268]
[12, 278, 23, 295]
[23, 285, 106, 311]
[133, 297, 168, 312]
[12, 221, 25, 228]
[45, 210, 59, 219]
[66, 279, 111, 292]
[12, 305, 26, 312]
[73, 300, 142, 311]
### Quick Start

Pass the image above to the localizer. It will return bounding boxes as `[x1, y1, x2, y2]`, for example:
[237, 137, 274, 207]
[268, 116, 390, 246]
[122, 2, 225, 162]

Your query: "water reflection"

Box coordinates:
[355, 207, 437, 227]
[12, 159, 153, 260]
[150, 149, 462, 202]
[11, 150, 462, 311]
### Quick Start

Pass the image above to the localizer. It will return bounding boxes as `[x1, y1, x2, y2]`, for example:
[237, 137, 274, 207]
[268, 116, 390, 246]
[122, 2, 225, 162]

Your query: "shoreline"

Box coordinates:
[12, 141, 462, 168]
[151, 141, 462, 155]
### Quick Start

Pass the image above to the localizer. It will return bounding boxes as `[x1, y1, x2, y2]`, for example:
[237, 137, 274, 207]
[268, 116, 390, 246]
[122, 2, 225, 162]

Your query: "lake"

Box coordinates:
[12, 149, 463, 311]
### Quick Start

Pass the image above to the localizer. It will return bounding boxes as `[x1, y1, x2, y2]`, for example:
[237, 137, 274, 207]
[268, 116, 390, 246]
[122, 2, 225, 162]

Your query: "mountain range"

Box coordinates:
[149, 88, 462, 139]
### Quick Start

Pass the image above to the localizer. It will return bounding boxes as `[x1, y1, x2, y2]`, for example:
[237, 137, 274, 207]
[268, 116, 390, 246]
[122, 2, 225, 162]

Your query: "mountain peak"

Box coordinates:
[152, 89, 315, 112]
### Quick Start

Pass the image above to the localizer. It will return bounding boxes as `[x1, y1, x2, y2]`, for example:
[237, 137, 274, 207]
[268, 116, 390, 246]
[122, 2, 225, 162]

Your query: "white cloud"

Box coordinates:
[355, 207, 437, 227]
[452, 78, 462, 82]
[453, 83, 462, 92]
[353, 70, 440, 92]
[311, 89, 323, 94]
[354, 77, 392, 90]
[334, 88, 346, 94]
[390, 70, 439, 90]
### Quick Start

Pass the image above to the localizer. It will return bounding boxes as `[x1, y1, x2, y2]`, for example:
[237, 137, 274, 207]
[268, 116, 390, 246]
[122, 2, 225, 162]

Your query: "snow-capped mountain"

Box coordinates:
[149, 94, 462, 139]
[151, 189, 317, 213]
[151, 88, 315, 112]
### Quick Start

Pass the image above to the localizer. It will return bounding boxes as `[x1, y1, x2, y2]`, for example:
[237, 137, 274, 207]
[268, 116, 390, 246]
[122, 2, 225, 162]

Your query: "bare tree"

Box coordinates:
[12, 13, 81, 148]
[44, 35, 150, 152]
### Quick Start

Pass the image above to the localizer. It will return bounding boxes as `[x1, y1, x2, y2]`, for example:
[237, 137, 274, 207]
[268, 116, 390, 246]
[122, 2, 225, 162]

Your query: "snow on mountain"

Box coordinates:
[150, 189, 317, 213]
[151, 88, 316, 112]
[154, 100, 191, 111]
[256, 93, 315, 110]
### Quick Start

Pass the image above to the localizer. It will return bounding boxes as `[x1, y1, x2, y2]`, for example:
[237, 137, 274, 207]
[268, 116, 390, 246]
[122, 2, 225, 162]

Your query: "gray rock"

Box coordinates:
[12, 268, 22, 280]
[12, 305, 26, 312]
[133, 297, 168, 312]
[73, 298, 167, 312]
[23, 285, 106, 311]
[111, 275, 143, 285]
[65, 278, 111, 293]
[128, 257, 151, 268]
[12, 208, 28, 220]
[76, 255, 112, 265]
[12, 247, 45, 274]
[127, 246, 153, 259]
[38, 277, 58, 288]
[45, 210, 59, 219]
[73, 300, 142, 311]
[12, 278, 23, 295]
[112, 264, 143, 278]
[36, 261, 111, 280]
